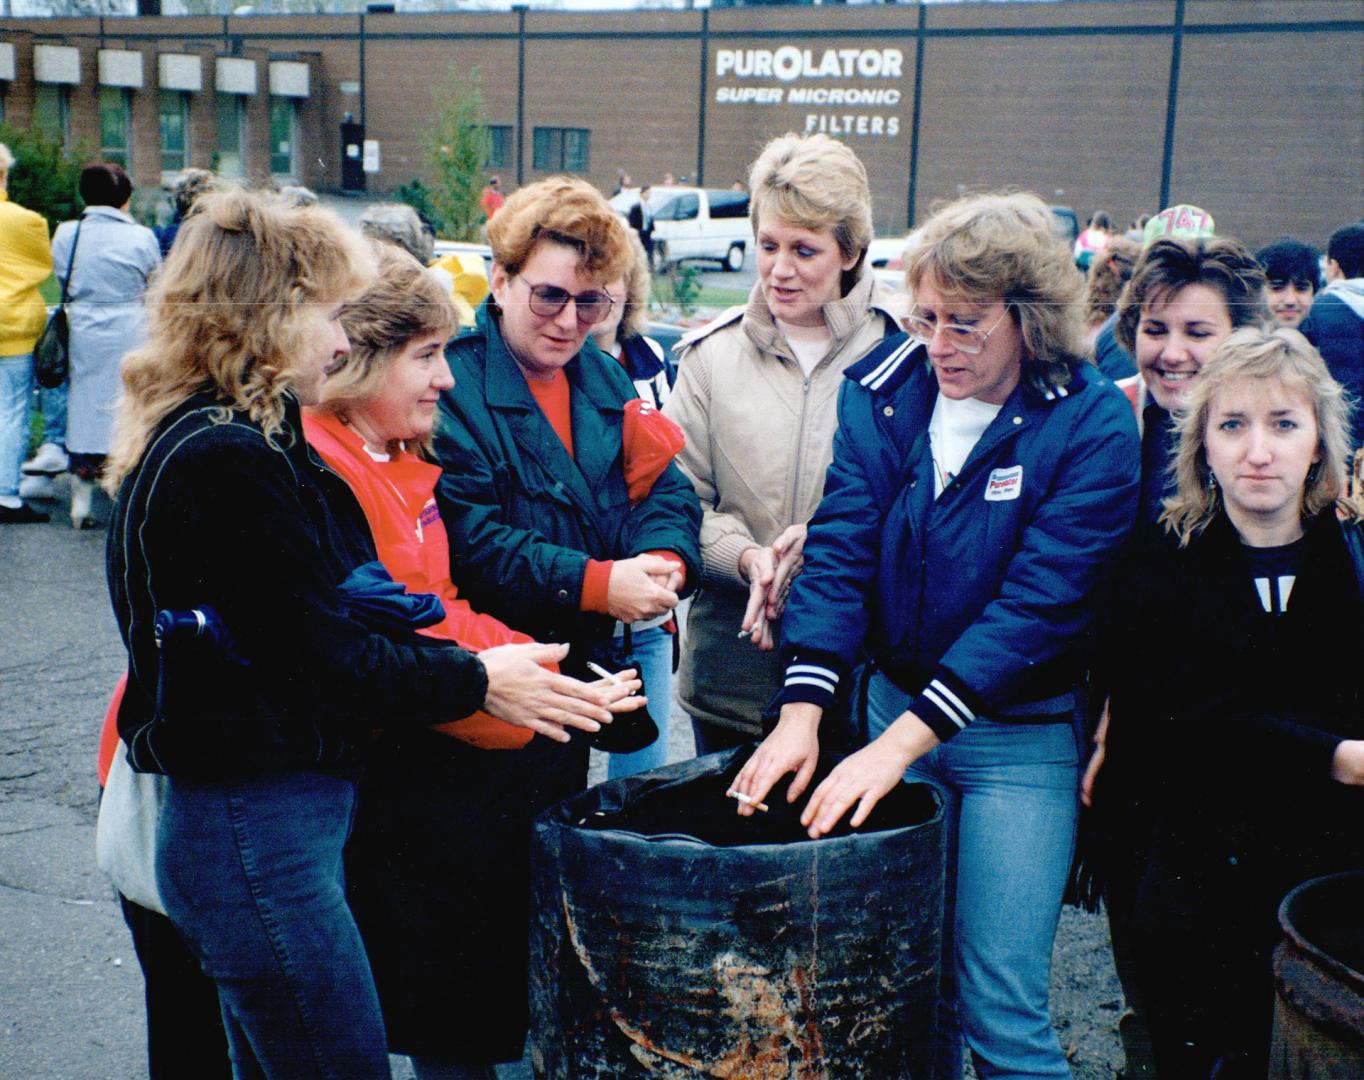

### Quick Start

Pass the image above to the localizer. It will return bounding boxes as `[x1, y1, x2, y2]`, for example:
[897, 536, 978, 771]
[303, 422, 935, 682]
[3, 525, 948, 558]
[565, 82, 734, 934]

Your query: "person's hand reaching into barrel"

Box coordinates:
[730, 702, 822, 815]
[799, 711, 940, 838]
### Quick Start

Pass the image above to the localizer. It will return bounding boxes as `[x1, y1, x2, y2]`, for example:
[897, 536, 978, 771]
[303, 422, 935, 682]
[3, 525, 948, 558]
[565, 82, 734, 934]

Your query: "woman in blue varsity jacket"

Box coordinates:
[732, 192, 1140, 1080]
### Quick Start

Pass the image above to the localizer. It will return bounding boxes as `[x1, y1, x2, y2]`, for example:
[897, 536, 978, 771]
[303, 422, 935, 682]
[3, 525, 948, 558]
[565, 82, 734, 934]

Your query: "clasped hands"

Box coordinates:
[738, 524, 807, 652]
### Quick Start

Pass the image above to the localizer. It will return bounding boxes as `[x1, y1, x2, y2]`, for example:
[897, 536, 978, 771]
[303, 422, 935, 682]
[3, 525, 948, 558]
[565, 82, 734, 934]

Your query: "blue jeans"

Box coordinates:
[0, 354, 33, 500]
[605, 623, 673, 780]
[36, 380, 67, 447]
[868, 672, 1078, 1080]
[157, 771, 390, 1080]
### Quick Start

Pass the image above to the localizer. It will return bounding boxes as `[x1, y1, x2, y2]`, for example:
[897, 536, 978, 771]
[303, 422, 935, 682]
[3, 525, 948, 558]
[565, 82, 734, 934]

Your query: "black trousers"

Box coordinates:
[119, 893, 231, 1080]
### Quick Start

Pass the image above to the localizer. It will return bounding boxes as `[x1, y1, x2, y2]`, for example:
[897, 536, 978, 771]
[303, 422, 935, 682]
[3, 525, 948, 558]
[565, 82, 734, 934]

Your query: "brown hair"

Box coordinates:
[904, 191, 1088, 389]
[1162, 326, 1360, 543]
[317, 243, 457, 452]
[1114, 236, 1269, 353]
[1083, 236, 1141, 327]
[106, 189, 374, 491]
[486, 176, 631, 283]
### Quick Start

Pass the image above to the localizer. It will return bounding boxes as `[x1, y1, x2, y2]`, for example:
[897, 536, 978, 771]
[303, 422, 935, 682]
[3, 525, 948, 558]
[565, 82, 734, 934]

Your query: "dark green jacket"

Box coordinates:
[433, 302, 701, 648]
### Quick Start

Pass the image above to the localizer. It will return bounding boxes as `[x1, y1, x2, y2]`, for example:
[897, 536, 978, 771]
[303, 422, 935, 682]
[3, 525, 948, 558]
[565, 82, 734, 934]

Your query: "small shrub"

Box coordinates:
[0, 124, 83, 230]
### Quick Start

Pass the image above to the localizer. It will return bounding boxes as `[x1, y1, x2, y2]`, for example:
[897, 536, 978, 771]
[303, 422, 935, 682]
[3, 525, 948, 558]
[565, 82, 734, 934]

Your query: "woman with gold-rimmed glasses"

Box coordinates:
[733, 191, 1140, 1080]
[432, 177, 702, 809]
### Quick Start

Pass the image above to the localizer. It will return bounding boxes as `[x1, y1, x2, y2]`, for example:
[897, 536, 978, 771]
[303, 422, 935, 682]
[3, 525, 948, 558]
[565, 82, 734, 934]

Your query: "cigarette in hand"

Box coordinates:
[727, 789, 769, 813]
[586, 661, 621, 684]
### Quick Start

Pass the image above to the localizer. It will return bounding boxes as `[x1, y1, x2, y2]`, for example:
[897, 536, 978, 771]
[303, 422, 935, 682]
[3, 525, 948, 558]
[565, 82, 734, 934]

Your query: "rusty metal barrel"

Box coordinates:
[1269, 871, 1364, 1078]
[528, 748, 945, 1079]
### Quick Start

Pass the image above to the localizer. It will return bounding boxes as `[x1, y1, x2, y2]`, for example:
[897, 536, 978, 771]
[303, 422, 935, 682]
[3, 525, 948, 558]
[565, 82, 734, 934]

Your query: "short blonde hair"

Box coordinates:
[0, 143, 15, 174]
[748, 132, 873, 269]
[904, 191, 1088, 388]
[487, 176, 631, 283]
[1162, 326, 1360, 543]
[318, 243, 457, 452]
[106, 189, 374, 492]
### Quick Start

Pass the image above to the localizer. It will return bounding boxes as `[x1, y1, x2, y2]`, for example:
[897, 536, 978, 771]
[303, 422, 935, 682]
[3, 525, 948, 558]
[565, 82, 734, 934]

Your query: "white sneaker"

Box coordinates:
[22, 442, 69, 476]
[18, 475, 57, 501]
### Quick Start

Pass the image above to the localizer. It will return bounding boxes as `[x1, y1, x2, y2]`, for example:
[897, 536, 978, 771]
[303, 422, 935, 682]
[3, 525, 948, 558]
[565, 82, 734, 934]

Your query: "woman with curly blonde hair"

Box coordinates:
[734, 190, 1140, 1079]
[106, 190, 631, 1079]
[1091, 327, 1364, 1078]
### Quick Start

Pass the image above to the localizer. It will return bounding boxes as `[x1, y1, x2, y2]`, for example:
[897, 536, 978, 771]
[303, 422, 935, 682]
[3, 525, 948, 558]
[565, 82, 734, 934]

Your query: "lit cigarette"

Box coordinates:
[727, 789, 769, 813]
[586, 661, 621, 684]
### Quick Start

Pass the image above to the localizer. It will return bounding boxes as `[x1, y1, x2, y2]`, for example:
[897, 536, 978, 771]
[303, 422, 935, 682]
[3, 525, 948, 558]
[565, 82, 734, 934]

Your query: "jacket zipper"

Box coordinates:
[787, 373, 813, 522]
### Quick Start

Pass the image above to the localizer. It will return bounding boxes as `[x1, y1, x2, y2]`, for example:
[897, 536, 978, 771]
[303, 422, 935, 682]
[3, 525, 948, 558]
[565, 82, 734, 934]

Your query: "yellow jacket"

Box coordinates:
[0, 189, 53, 357]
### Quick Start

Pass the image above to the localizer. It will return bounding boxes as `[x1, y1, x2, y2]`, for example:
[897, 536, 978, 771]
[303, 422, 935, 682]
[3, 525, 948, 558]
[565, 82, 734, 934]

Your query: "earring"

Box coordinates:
[1207, 469, 1218, 491]
[1306, 462, 1321, 487]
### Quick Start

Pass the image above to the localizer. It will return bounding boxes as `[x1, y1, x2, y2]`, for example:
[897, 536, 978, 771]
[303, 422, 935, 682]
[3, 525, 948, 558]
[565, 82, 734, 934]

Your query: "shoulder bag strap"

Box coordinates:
[57, 214, 85, 307]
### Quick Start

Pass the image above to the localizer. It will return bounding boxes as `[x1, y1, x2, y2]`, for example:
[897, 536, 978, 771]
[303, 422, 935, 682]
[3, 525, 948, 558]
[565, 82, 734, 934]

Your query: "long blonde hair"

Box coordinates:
[1162, 327, 1361, 544]
[105, 189, 373, 493]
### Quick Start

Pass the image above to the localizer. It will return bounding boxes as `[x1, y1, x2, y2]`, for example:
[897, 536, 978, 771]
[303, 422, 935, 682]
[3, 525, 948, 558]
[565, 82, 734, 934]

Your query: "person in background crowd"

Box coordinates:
[1074, 210, 1113, 270]
[433, 176, 701, 779]
[1082, 235, 1140, 352]
[1300, 222, 1364, 457]
[664, 132, 904, 756]
[1255, 237, 1320, 329]
[156, 168, 216, 258]
[628, 183, 655, 265]
[358, 201, 436, 266]
[51, 162, 160, 529]
[306, 243, 643, 1080]
[1087, 328, 1364, 1079]
[1125, 214, 1152, 243]
[1114, 235, 1269, 526]
[479, 175, 504, 221]
[732, 191, 1139, 1080]
[586, 232, 681, 779]
[105, 189, 631, 1080]
[0, 141, 55, 524]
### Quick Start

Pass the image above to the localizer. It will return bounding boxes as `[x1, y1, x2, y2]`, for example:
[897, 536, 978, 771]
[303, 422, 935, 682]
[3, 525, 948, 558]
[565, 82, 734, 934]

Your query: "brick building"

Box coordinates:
[1, 0, 1360, 247]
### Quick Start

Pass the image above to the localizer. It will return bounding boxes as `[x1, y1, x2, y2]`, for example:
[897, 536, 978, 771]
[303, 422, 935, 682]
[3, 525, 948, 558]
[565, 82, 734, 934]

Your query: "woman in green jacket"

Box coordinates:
[433, 176, 702, 782]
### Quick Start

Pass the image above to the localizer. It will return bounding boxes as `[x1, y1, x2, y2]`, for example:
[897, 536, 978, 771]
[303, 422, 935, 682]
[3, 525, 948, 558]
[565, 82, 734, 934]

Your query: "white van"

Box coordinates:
[610, 186, 753, 273]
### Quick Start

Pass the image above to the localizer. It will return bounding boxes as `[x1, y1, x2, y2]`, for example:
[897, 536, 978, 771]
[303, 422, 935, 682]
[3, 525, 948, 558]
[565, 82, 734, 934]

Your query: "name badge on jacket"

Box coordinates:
[985, 465, 1023, 501]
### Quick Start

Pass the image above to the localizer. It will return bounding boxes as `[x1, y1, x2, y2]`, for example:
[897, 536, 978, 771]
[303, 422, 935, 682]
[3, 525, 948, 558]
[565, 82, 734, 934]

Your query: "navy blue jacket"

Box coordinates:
[777, 335, 1140, 742]
[433, 302, 701, 649]
[1301, 290, 1364, 449]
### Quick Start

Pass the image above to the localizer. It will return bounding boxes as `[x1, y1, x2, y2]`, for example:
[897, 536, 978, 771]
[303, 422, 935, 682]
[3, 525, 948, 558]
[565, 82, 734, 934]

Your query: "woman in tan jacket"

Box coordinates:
[664, 132, 904, 752]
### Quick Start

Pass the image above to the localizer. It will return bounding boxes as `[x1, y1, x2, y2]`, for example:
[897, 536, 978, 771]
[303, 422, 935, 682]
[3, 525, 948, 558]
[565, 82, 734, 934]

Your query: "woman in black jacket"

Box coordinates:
[1088, 327, 1364, 1079]
[103, 189, 633, 1080]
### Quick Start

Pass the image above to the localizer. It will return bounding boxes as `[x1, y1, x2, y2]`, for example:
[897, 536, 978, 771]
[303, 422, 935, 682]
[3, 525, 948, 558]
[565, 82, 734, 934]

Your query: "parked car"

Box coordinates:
[610, 186, 752, 274]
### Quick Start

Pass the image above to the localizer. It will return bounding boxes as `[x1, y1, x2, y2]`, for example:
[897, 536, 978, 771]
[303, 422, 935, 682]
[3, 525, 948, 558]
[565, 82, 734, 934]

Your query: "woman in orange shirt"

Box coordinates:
[304, 243, 641, 1080]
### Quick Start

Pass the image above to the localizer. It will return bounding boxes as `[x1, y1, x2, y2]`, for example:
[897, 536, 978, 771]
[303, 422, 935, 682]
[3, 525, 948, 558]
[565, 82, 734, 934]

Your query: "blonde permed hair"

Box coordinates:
[904, 191, 1088, 389]
[1162, 326, 1361, 544]
[615, 232, 653, 342]
[317, 242, 457, 453]
[105, 188, 375, 493]
[748, 132, 873, 271]
[486, 176, 631, 283]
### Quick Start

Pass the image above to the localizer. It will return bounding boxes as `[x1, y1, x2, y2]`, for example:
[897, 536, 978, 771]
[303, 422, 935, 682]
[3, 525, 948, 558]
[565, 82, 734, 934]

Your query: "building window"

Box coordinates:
[160, 91, 190, 175]
[269, 97, 296, 178]
[532, 127, 589, 173]
[486, 125, 512, 171]
[34, 84, 71, 147]
[216, 94, 244, 178]
[98, 87, 132, 168]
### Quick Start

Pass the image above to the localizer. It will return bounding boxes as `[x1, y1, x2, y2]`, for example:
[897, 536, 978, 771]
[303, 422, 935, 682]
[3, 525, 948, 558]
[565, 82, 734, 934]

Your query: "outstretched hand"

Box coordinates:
[479, 642, 642, 743]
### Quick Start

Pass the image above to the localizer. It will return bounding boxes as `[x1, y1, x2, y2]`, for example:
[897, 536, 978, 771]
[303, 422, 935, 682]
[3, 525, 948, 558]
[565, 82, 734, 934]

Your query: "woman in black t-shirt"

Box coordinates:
[1088, 327, 1364, 1079]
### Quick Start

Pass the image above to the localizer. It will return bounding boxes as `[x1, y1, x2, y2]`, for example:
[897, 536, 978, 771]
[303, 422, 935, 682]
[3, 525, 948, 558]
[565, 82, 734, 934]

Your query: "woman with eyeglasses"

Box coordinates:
[662, 133, 905, 756]
[432, 176, 702, 789]
[731, 192, 1140, 1079]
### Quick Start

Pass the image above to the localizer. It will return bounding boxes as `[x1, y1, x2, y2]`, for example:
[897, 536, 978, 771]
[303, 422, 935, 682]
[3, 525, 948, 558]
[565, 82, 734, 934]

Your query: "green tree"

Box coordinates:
[0, 124, 83, 231]
[422, 66, 492, 243]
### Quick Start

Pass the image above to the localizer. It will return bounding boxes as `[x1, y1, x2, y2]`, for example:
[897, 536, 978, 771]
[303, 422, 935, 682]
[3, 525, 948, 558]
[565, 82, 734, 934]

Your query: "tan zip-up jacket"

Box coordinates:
[663, 267, 906, 734]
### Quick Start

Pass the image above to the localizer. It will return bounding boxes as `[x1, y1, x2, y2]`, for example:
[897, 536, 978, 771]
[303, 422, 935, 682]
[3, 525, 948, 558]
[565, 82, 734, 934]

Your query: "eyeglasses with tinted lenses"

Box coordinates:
[902, 309, 1009, 355]
[521, 280, 614, 326]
